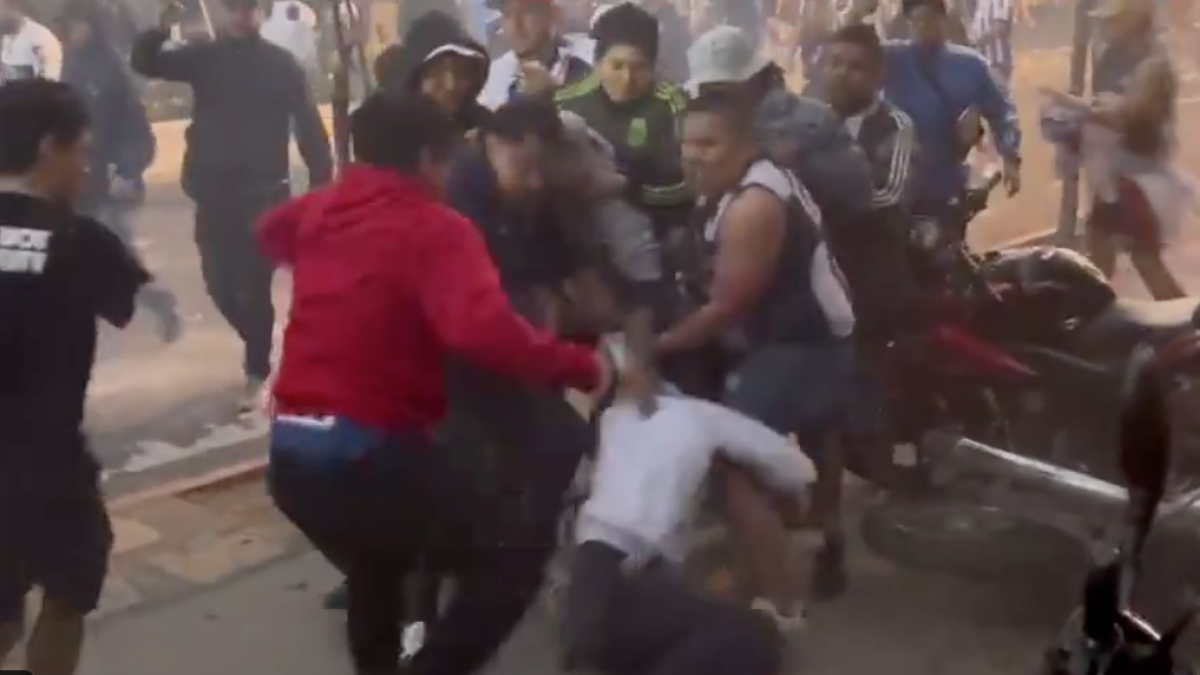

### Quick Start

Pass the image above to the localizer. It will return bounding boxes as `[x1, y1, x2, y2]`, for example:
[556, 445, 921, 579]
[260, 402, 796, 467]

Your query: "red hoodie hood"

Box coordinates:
[259, 164, 439, 266]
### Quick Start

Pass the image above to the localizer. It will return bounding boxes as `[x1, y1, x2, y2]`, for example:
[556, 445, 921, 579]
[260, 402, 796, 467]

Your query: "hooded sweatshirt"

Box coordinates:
[258, 164, 599, 435]
[60, 5, 155, 210]
[376, 11, 492, 134]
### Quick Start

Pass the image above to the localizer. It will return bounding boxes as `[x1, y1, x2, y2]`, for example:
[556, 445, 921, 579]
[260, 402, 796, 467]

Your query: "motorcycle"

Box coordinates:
[859, 175, 1200, 580]
[1042, 351, 1195, 675]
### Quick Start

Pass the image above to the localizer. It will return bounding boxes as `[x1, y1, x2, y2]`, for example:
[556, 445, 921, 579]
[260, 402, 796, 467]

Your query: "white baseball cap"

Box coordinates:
[685, 26, 771, 95]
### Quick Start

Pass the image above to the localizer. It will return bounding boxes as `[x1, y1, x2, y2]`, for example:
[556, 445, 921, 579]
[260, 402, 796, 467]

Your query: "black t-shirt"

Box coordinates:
[0, 192, 149, 491]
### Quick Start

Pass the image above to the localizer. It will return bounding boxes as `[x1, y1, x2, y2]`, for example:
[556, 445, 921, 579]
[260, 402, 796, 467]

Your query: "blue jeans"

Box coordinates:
[720, 342, 855, 460]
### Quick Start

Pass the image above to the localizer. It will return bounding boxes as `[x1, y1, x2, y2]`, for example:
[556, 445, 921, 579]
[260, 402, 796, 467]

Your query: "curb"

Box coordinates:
[107, 457, 268, 510]
[104, 227, 1063, 510]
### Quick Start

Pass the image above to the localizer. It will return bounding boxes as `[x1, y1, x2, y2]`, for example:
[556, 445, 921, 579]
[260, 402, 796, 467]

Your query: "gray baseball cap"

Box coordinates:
[685, 26, 771, 95]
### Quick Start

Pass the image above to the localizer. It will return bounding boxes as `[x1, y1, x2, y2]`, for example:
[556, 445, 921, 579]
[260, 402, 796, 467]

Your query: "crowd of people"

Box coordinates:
[0, 0, 1189, 673]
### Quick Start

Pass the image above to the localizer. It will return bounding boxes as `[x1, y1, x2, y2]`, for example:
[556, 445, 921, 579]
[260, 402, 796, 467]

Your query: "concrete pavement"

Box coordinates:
[76, 546, 1064, 675]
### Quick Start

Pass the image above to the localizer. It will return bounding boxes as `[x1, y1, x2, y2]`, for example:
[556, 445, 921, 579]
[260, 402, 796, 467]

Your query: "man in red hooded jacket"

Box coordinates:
[257, 93, 609, 675]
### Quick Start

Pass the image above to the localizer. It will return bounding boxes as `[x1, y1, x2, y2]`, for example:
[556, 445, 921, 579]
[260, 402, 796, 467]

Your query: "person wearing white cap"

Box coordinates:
[683, 25, 880, 606]
[477, 0, 594, 108]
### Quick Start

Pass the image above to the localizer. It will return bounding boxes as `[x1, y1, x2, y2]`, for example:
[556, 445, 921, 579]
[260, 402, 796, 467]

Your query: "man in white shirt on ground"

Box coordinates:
[562, 345, 813, 675]
[0, 0, 62, 81]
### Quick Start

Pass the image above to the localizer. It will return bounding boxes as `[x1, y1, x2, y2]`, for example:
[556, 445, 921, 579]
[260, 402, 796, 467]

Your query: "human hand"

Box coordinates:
[1001, 156, 1021, 196]
[518, 62, 558, 97]
[110, 176, 139, 201]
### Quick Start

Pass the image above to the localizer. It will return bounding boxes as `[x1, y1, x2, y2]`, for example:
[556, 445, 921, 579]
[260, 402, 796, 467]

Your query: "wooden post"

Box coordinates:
[1055, 0, 1097, 246]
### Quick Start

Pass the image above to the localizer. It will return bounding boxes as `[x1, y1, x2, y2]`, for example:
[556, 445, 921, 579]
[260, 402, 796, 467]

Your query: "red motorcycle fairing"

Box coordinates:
[926, 322, 1040, 381]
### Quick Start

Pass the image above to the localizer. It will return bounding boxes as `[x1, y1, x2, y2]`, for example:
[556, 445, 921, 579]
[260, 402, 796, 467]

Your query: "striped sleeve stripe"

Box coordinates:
[871, 107, 915, 208]
[554, 74, 600, 103]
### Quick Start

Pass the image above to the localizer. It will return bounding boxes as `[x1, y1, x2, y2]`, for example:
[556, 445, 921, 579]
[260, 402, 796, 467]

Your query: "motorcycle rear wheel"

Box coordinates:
[860, 497, 1086, 582]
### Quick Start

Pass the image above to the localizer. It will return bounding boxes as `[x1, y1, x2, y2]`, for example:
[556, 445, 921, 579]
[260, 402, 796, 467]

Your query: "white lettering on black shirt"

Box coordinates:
[0, 225, 49, 273]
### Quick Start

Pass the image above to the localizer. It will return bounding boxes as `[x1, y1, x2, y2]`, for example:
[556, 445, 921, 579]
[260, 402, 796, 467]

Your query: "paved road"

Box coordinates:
[77, 548, 1069, 675]
[86, 29, 1200, 497]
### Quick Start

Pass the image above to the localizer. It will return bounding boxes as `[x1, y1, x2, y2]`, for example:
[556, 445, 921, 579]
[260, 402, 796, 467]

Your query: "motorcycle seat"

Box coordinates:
[1074, 297, 1200, 355]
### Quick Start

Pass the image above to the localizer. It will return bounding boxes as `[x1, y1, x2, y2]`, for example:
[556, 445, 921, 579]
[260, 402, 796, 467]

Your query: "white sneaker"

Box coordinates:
[401, 621, 426, 659]
[751, 598, 807, 636]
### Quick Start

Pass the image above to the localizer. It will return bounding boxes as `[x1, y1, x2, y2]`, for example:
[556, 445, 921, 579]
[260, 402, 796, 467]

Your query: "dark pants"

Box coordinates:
[269, 421, 562, 675]
[0, 457, 111, 622]
[192, 186, 285, 379]
[563, 541, 782, 675]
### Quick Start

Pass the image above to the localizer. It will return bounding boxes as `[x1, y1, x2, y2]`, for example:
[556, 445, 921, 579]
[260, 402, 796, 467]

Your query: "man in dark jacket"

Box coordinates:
[131, 0, 334, 409]
[60, 0, 180, 342]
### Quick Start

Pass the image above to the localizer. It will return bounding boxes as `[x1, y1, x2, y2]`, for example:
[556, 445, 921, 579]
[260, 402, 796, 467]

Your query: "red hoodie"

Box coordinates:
[258, 164, 601, 434]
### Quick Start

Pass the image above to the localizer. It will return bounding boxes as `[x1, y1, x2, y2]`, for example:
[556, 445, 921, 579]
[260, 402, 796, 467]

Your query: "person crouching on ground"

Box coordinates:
[563, 341, 812, 675]
[258, 93, 612, 675]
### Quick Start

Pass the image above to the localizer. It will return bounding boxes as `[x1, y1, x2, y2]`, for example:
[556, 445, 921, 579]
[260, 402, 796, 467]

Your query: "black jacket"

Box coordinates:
[131, 28, 333, 194]
[62, 9, 155, 207]
[377, 11, 491, 134]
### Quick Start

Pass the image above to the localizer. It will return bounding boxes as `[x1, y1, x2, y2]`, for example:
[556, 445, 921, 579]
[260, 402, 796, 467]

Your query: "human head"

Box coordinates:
[0, 0, 27, 35]
[375, 12, 490, 118]
[0, 80, 92, 204]
[479, 98, 564, 200]
[1093, 0, 1156, 45]
[221, 0, 265, 36]
[823, 23, 886, 113]
[58, 2, 98, 49]
[681, 90, 757, 199]
[492, 0, 559, 59]
[351, 93, 460, 197]
[686, 26, 777, 103]
[592, 3, 659, 103]
[902, 0, 948, 49]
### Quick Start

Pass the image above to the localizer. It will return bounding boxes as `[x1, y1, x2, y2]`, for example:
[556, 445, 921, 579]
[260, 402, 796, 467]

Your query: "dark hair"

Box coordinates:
[481, 98, 563, 143]
[592, 2, 660, 63]
[901, 0, 946, 15]
[0, 80, 89, 175]
[351, 93, 460, 170]
[828, 23, 885, 65]
[685, 89, 755, 138]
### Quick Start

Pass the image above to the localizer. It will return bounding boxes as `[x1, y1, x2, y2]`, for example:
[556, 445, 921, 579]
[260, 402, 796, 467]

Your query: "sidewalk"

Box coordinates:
[78, 545, 1061, 675]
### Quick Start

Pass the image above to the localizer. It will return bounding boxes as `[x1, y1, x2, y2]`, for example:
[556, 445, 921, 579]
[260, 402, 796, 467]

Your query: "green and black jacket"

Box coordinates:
[554, 75, 690, 215]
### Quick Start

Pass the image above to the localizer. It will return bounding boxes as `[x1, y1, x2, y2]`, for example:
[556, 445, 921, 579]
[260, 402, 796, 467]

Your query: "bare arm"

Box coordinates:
[656, 188, 786, 354]
[697, 399, 817, 494]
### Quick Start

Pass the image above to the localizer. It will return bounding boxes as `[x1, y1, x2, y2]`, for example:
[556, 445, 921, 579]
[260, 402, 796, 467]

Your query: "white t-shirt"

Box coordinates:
[578, 394, 816, 563]
[1, 18, 62, 82]
[261, 0, 319, 69]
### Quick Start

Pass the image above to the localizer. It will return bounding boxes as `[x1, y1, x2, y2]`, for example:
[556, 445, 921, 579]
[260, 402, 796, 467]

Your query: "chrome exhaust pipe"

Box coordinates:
[921, 431, 1128, 513]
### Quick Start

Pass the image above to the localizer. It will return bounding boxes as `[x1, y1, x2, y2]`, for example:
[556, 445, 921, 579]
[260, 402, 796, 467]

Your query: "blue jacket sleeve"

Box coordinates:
[973, 56, 1022, 162]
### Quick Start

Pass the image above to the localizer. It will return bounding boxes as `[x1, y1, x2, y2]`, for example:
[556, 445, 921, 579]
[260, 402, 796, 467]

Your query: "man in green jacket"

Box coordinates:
[555, 2, 690, 218]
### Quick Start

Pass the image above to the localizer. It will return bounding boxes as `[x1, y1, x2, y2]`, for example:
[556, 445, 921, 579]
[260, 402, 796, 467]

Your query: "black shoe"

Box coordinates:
[810, 534, 849, 601]
[324, 582, 349, 610]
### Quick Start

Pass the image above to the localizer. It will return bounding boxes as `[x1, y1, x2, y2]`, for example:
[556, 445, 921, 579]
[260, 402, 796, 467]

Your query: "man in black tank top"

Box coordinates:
[656, 91, 857, 617]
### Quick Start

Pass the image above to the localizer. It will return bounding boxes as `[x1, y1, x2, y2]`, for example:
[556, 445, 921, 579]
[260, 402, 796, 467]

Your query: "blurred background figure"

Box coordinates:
[0, 0, 63, 81]
[478, 0, 593, 109]
[132, 0, 333, 410]
[59, 0, 181, 342]
[261, 0, 320, 73]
